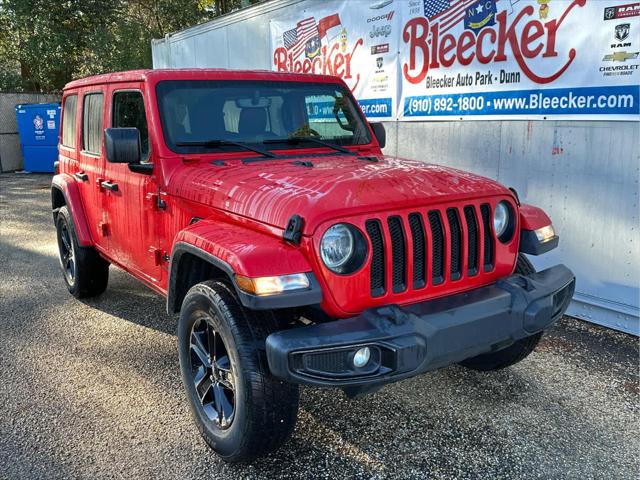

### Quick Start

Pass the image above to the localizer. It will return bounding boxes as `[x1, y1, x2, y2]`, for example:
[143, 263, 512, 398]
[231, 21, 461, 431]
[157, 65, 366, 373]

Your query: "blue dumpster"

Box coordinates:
[15, 103, 61, 173]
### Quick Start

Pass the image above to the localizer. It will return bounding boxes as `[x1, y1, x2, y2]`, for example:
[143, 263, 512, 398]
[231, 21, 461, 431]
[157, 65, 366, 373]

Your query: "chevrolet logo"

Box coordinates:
[603, 51, 640, 62]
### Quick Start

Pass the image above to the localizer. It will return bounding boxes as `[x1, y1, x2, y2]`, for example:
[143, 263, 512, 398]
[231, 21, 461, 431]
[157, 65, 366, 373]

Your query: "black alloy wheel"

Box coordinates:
[57, 220, 76, 284]
[54, 206, 109, 298]
[178, 280, 299, 462]
[190, 317, 236, 429]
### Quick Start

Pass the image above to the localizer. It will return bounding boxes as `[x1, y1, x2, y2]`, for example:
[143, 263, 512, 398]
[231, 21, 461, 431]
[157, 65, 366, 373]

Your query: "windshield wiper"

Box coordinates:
[175, 139, 275, 158]
[263, 137, 357, 156]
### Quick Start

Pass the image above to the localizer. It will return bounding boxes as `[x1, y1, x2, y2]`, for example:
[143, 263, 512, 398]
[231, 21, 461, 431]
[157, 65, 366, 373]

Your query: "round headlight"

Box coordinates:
[321, 224, 354, 271]
[493, 202, 509, 237]
[493, 201, 514, 242]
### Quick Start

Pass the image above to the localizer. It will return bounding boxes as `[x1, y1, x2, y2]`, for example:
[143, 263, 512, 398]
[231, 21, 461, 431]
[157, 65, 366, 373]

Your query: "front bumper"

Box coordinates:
[266, 264, 575, 392]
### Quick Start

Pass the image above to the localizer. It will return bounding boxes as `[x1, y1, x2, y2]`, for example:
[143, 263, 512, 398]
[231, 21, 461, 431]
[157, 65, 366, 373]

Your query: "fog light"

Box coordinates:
[353, 347, 371, 368]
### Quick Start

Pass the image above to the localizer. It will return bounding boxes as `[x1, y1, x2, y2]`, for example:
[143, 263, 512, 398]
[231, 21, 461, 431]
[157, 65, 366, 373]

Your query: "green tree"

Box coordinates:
[0, 0, 257, 92]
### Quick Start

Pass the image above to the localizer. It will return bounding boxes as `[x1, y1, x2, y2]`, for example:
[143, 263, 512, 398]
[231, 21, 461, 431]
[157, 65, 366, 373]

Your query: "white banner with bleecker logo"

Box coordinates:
[270, 0, 639, 121]
[399, 0, 639, 120]
[270, 0, 400, 120]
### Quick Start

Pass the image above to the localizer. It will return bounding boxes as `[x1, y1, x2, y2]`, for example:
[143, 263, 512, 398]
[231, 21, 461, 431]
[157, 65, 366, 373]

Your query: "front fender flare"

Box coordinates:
[519, 204, 552, 231]
[168, 220, 322, 312]
[51, 174, 93, 247]
[519, 204, 558, 255]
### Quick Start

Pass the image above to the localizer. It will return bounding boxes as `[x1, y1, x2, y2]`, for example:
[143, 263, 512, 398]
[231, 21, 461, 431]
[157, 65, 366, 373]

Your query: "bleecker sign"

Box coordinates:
[270, 0, 639, 121]
[398, 0, 639, 121]
[273, 40, 364, 86]
[402, 1, 586, 85]
[272, 14, 364, 89]
[270, 0, 400, 120]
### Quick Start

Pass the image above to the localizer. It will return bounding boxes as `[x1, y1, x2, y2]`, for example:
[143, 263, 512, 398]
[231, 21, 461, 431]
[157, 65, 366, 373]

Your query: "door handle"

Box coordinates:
[100, 180, 119, 192]
[73, 171, 89, 182]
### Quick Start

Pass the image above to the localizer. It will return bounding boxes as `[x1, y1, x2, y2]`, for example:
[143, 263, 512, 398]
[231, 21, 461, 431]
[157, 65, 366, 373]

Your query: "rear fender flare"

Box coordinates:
[51, 174, 93, 247]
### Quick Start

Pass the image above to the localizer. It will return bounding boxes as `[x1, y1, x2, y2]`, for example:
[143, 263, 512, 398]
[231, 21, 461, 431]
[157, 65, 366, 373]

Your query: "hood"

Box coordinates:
[169, 155, 509, 234]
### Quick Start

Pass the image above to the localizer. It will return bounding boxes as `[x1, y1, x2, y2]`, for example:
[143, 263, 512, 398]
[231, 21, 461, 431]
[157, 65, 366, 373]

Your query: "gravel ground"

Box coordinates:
[0, 173, 638, 479]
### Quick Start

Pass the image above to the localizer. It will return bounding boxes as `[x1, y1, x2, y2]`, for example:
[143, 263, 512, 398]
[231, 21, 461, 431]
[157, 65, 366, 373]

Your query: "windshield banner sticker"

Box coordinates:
[270, 0, 639, 121]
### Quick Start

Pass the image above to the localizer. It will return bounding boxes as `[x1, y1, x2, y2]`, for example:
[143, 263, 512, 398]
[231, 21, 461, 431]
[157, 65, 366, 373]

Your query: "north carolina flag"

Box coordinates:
[465, 0, 497, 32]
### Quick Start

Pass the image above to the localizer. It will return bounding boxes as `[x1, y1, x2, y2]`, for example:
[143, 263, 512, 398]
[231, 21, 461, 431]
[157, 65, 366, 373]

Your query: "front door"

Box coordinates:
[101, 85, 163, 285]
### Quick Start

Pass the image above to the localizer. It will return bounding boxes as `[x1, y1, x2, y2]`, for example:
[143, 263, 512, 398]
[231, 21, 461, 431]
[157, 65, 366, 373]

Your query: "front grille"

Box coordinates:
[388, 216, 407, 293]
[365, 220, 385, 297]
[364, 204, 495, 297]
[408, 213, 426, 289]
[464, 206, 479, 276]
[446, 208, 462, 280]
[480, 204, 494, 271]
[428, 211, 445, 285]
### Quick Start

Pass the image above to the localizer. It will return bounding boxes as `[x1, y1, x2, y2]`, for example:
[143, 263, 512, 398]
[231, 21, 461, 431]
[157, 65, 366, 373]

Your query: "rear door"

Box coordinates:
[100, 84, 163, 284]
[76, 89, 108, 250]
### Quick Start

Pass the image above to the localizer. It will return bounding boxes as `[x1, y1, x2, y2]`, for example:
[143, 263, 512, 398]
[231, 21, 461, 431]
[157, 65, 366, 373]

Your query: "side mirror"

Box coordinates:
[370, 122, 386, 149]
[104, 128, 141, 164]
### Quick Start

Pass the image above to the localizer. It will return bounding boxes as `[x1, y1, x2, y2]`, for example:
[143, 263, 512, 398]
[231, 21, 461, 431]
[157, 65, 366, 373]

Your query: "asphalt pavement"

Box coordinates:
[0, 173, 638, 479]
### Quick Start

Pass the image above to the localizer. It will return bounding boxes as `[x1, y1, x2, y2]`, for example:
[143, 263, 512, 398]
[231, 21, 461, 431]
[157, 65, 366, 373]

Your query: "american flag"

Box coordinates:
[283, 17, 318, 60]
[424, 0, 452, 18]
[424, 0, 496, 34]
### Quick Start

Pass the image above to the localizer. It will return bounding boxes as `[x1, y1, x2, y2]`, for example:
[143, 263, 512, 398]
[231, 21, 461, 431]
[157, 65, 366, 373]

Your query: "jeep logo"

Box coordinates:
[369, 24, 392, 38]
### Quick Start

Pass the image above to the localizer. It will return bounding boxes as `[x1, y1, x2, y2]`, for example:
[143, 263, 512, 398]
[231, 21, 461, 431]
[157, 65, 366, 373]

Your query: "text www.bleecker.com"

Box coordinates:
[404, 85, 639, 117]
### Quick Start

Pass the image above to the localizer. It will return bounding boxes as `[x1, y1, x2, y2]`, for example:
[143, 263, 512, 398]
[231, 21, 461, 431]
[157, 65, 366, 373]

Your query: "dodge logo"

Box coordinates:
[615, 23, 630, 42]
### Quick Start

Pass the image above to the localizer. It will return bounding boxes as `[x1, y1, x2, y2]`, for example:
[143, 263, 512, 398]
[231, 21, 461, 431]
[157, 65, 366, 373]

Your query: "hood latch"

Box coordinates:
[283, 214, 304, 245]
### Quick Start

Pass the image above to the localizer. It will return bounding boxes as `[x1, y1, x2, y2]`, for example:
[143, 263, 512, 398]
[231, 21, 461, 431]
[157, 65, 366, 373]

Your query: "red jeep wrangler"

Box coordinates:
[52, 69, 574, 462]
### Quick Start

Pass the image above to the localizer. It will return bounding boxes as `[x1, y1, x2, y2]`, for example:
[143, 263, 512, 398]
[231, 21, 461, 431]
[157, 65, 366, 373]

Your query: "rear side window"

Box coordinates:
[112, 91, 150, 160]
[61, 95, 78, 148]
[82, 93, 104, 155]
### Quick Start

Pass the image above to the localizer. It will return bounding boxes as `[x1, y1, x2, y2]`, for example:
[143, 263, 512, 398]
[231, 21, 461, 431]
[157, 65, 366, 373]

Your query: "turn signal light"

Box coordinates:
[535, 225, 556, 243]
[235, 273, 310, 296]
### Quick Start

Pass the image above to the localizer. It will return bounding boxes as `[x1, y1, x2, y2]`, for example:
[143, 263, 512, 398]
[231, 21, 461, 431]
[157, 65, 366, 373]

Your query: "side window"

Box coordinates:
[61, 95, 78, 148]
[112, 91, 150, 161]
[82, 93, 104, 155]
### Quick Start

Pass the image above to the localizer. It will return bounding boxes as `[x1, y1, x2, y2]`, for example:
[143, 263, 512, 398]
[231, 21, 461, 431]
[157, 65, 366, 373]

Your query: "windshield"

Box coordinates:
[156, 80, 371, 154]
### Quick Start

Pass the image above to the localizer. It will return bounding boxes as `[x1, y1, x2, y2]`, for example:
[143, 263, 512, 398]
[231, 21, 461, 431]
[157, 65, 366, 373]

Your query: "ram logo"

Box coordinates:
[615, 23, 630, 42]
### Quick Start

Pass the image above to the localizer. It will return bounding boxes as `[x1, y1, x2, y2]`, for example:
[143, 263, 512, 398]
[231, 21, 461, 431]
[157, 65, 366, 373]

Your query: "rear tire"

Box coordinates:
[177, 280, 299, 462]
[55, 206, 109, 298]
[459, 254, 543, 371]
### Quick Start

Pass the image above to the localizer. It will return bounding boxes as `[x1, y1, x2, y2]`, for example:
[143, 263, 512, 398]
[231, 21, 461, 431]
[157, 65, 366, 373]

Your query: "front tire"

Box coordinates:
[459, 254, 543, 371]
[55, 206, 109, 298]
[177, 281, 299, 462]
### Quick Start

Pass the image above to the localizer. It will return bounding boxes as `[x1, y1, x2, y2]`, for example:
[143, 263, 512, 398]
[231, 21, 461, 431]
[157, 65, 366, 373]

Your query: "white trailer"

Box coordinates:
[152, 0, 640, 335]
